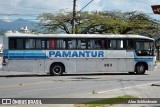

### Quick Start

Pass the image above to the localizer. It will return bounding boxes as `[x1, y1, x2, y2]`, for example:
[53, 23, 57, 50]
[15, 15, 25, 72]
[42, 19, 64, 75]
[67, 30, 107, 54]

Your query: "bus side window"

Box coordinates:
[126, 39, 134, 50]
[41, 40, 46, 49]
[77, 39, 81, 49]
[95, 39, 100, 49]
[49, 39, 56, 49]
[25, 39, 36, 49]
[108, 39, 124, 50]
[88, 39, 106, 49]
[57, 39, 66, 49]
[9, 38, 16, 49]
[95, 39, 106, 49]
[36, 39, 42, 49]
[117, 40, 124, 49]
[77, 39, 87, 49]
[68, 39, 76, 49]
[16, 39, 24, 49]
[88, 39, 95, 49]
[108, 40, 116, 49]
[101, 39, 106, 49]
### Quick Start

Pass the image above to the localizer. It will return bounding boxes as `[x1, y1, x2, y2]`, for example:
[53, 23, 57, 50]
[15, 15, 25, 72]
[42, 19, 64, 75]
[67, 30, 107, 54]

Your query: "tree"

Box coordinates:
[37, 10, 160, 35]
[120, 11, 160, 37]
[38, 10, 73, 34]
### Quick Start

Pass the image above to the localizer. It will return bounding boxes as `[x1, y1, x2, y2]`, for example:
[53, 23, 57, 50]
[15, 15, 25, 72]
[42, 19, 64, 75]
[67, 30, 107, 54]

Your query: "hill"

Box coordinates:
[0, 19, 37, 32]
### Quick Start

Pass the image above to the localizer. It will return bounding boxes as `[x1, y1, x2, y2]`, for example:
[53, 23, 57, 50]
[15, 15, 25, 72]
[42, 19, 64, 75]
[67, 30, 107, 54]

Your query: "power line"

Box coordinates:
[78, 0, 94, 13]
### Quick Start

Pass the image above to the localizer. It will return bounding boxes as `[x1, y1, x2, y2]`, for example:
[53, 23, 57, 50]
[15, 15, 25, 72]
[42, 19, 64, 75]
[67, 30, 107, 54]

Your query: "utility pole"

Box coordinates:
[72, 0, 76, 34]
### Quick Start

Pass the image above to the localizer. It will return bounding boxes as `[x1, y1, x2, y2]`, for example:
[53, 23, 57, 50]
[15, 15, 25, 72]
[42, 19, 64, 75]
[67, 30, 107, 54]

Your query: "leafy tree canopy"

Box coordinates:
[37, 10, 160, 37]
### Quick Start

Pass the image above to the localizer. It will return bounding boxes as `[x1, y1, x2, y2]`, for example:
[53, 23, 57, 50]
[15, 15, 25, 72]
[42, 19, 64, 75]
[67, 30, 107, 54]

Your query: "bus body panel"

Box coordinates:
[3, 35, 8, 50]
[76, 58, 97, 72]
[17, 60, 39, 72]
[105, 50, 126, 72]
[1, 33, 157, 75]
[38, 59, 45, 72]
[2, 49, 156, 73]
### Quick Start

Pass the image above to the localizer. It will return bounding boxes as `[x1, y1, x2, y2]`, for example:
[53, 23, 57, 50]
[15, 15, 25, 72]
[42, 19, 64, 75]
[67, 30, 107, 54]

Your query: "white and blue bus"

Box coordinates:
[2, 32, 157, 75]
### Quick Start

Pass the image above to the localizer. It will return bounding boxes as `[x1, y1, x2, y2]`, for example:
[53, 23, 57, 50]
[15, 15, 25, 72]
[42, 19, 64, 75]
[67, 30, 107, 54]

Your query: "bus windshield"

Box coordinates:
[136, 41, 154, 56]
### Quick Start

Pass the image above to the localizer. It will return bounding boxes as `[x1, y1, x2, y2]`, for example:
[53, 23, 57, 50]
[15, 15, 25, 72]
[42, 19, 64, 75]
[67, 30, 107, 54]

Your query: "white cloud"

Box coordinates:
[0, 0, 73, 14]
[107, 0, 160, 13]
[0, 16, 10, 22]
[0, 0, 159, 20]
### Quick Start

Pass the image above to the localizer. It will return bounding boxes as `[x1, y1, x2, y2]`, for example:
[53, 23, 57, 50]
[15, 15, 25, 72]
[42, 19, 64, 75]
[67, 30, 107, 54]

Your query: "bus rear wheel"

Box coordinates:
[135, 63, 146, 74]
[50, 63, 64, 76]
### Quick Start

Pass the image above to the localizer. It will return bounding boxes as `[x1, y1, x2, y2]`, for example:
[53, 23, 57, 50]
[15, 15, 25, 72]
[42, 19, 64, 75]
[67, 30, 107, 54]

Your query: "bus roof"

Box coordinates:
[4, 32, 154, 41]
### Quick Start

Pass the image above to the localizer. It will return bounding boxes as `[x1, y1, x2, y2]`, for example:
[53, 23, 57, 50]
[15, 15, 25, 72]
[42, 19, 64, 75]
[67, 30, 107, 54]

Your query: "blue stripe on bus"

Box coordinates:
[133, 52, 153, 62]
[3, 50, 47, 59]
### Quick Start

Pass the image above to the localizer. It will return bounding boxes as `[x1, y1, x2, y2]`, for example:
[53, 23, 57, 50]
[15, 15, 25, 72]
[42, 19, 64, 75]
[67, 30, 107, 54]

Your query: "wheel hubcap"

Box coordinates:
[53, 66, 61, 74]
[139, 65, 144, 72]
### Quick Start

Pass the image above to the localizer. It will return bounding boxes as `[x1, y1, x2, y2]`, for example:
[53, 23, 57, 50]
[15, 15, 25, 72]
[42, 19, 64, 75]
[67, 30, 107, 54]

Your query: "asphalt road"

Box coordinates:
[0, 63, 159, 99]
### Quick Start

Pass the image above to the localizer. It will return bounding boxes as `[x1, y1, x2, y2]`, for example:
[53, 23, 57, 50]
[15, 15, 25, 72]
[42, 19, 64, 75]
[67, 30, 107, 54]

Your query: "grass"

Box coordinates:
[157, 60, 160, 63]
[92, 90, 97, 94]
[75, 95, 137, 107]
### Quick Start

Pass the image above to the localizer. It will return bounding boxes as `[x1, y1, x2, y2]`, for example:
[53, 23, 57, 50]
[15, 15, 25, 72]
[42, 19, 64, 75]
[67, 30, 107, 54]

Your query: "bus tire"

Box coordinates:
[50, 63, 64, 76]
[135, 63, 146, 74]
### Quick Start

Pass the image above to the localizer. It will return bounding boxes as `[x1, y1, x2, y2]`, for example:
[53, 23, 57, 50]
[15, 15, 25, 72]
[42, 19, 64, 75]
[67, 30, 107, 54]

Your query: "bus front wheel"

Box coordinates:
[135, 63, 146, 74]
[50, 63, 64, 76]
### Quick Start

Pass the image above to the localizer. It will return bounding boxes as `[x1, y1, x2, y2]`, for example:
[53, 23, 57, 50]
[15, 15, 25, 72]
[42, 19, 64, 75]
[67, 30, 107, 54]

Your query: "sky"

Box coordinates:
[0, 0, 160, 22]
